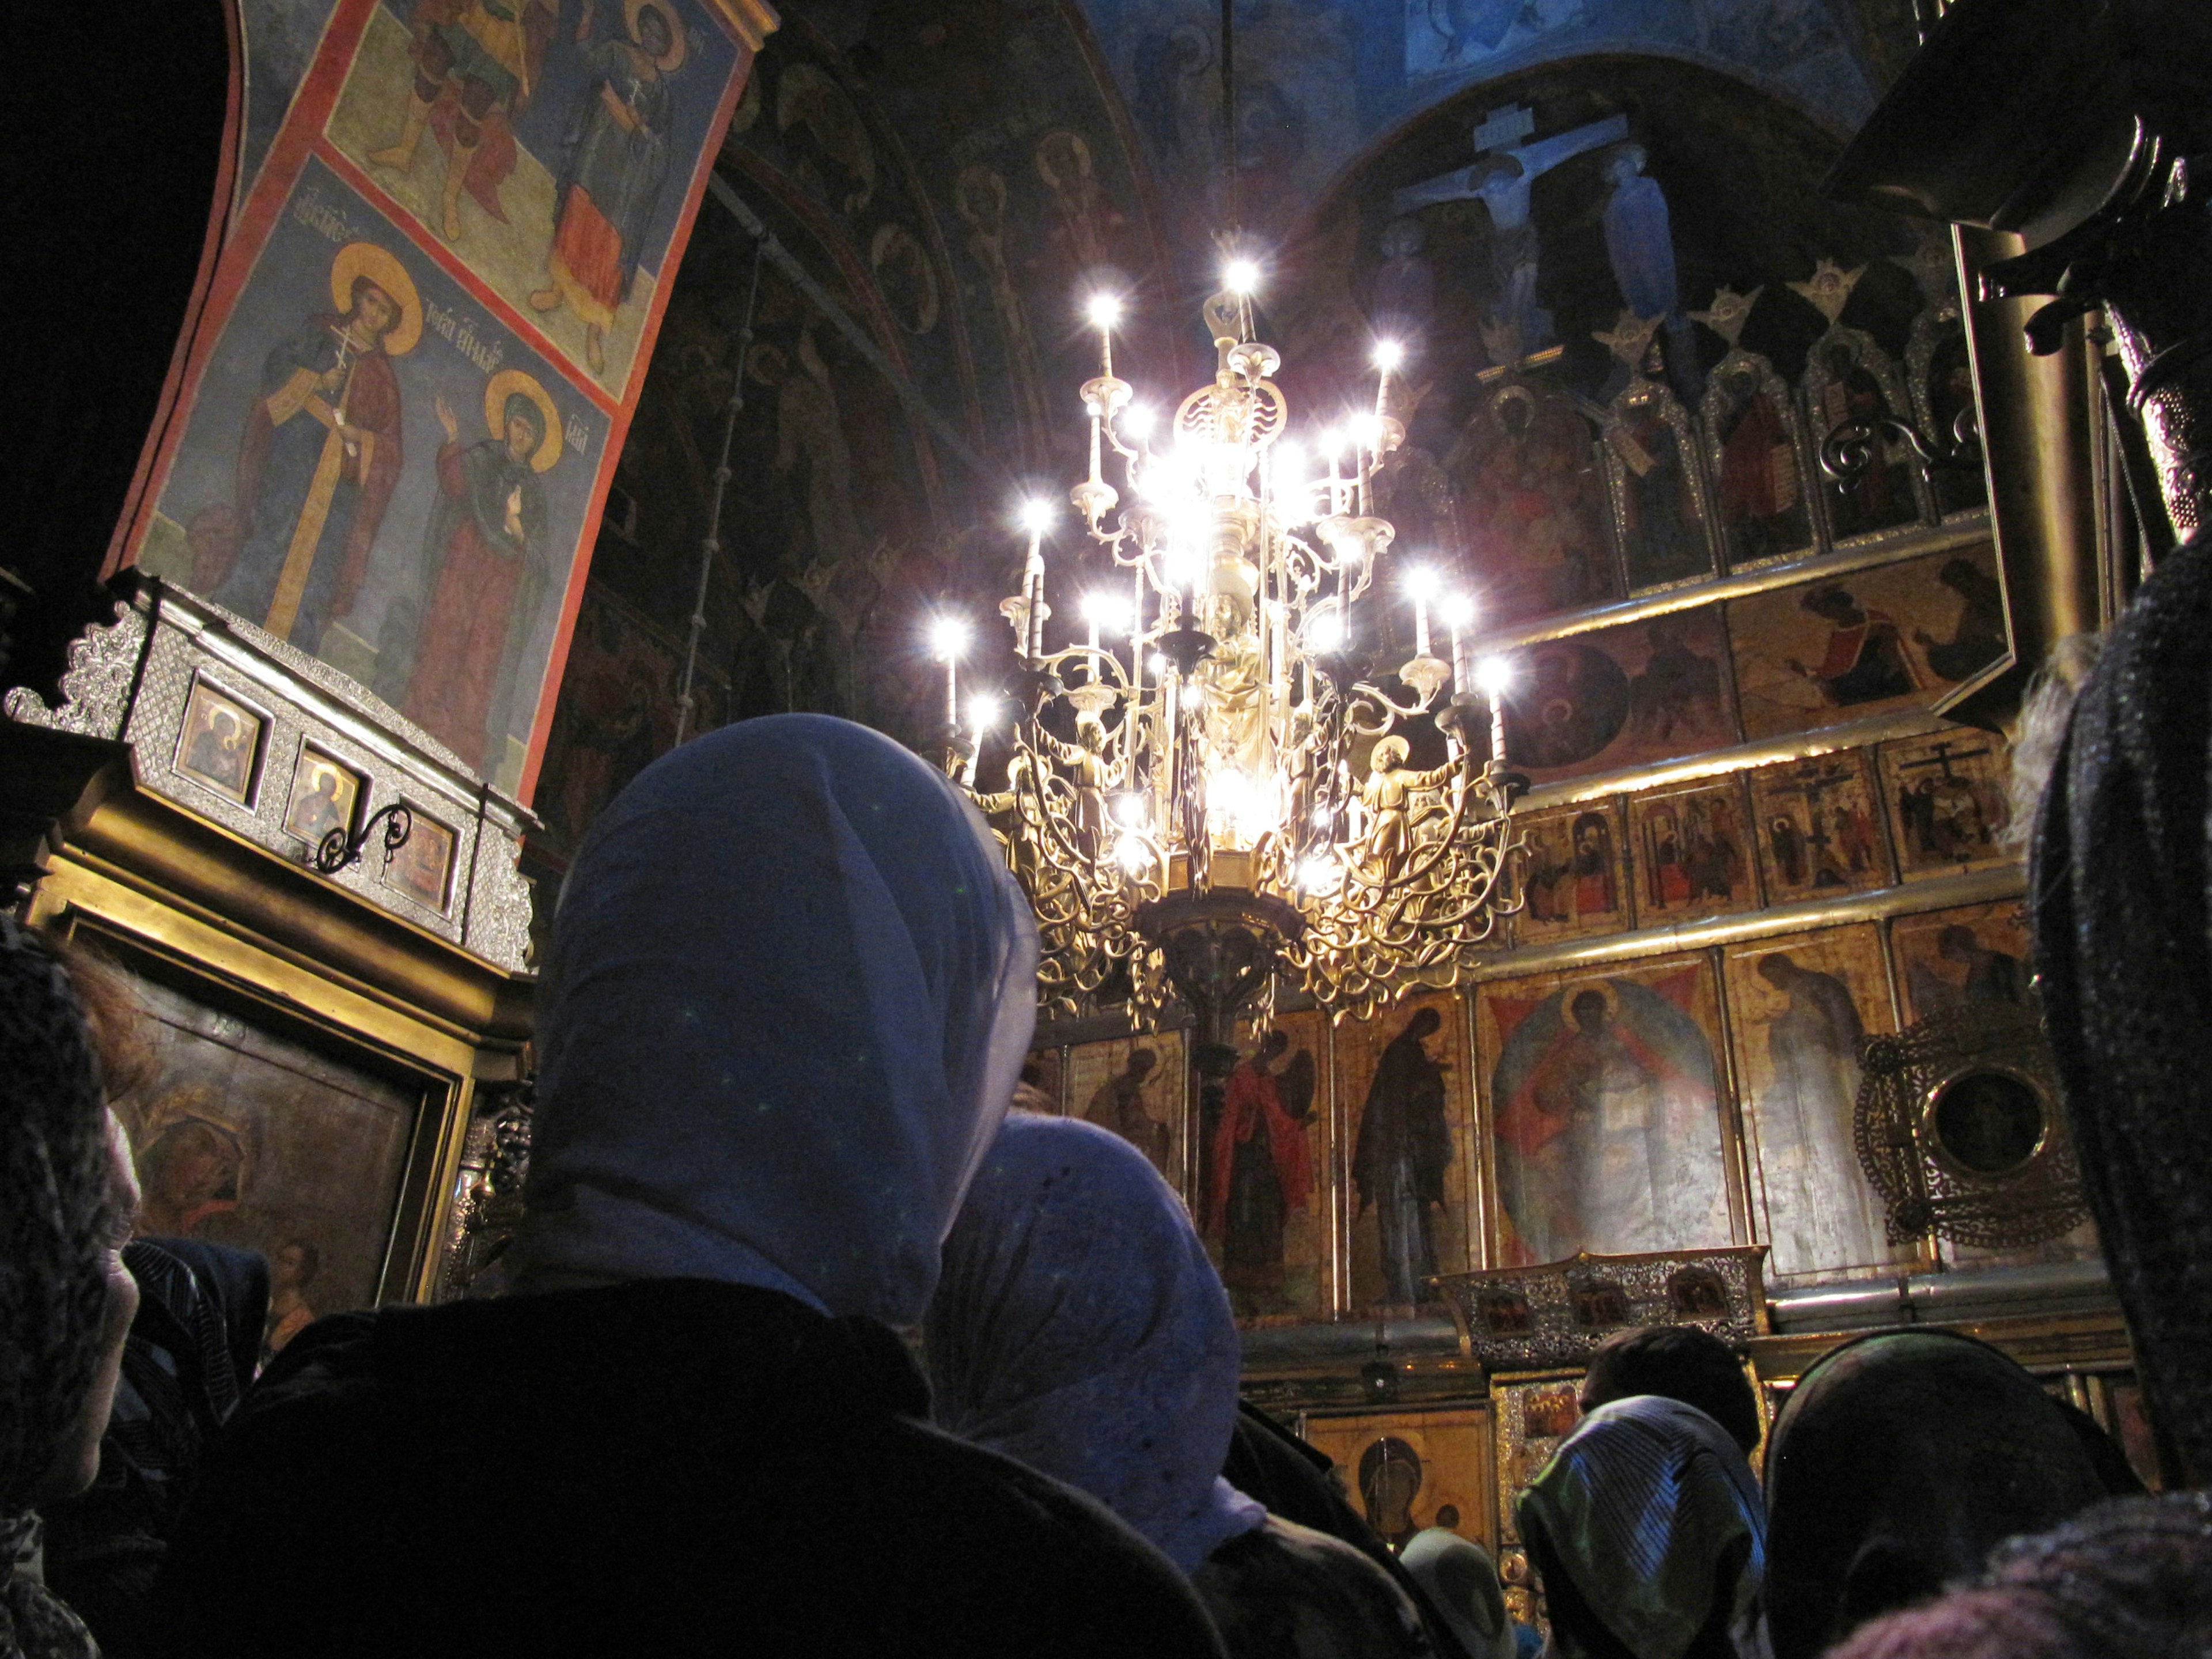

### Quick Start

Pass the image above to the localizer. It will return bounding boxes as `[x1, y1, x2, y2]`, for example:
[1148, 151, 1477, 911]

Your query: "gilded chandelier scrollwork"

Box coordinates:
[939, 262, 1531, 1029]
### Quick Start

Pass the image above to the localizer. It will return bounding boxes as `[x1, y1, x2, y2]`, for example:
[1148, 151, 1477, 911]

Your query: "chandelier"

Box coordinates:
[935, 260, 1529, 1033]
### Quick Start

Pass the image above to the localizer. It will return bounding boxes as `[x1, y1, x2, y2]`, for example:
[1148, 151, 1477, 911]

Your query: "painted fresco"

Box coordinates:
[1723, 923, 1910, 1283]
[1891, 900, 2031, 1025]
[1514, 798, 1630, 944]
[117, 963, 423, 1351]
[1728, 544, 2006, 740]
[1301, 1408, 1495, 1554]
[1502, 607, 1738, 784]
[1482, 954, 1734, 1267]
[1628, 776, 1755, 925]
[326, 0, 742, 396]
[1748, 749, 1889, 902]
[532, 585, 719, 855]
[143, 160, 610, 791]
[241, 0, 346, 201]
[1200, 1008, 1328, 1323]
[1878, 729, 2012, 880]
[1341, 991, 1471, 1312]
[1068, 1031, 1189, 1198]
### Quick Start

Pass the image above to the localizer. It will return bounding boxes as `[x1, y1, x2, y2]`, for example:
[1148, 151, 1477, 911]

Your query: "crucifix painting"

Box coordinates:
[1879, 730, 2012, 878]
[1749, 751, 1889, 901]
[1393, 104, 1630, 363]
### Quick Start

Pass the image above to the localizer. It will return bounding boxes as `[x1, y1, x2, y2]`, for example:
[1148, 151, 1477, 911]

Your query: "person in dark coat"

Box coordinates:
[151, 715, 1225, 1659]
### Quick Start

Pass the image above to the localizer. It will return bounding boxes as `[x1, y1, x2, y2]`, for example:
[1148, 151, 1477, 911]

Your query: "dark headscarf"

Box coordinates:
[0, 920, 120, 1659]
[1824, 1493, 2212, 1659]
[0, 921, 120, 1511]
[1763, 1330, 2107, 1659]
[2031, 538, 2212, 1483]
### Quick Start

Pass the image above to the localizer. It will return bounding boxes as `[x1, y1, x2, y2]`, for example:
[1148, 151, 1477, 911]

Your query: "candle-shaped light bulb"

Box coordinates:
[1442, 594, 1476, 691]
[1017, 499, 1053, 661]
[1403, 566, 1438, 659]
[930, 615, 970, 729]
[1086, 293, 1122, 377]
[1476, 656, 1514, 766]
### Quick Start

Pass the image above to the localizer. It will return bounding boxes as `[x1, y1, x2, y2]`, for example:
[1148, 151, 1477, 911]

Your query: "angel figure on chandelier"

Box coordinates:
[1036, 710, 1116, 860]
[1359, 736, 1459, 880]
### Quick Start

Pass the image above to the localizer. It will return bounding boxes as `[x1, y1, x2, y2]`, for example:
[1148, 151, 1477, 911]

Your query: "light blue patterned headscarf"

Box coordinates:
[515, 714, 1039, 1327]
[926, 1115, 1267, 1572]
[1520, 1395, 1768, 1659]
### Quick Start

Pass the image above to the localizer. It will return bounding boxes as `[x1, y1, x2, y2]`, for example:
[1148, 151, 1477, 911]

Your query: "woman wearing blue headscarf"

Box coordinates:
[929, 1113, 1434, 1659]
[156, 715, 1224, 1659]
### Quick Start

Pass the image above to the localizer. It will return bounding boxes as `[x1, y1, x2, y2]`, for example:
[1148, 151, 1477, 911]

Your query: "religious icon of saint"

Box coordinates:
[1084, 1046, 1171, 1179]
[530, 0, 685, 375]
[1787, 585, 1921, 707]
[403, 371, 559, 774]
[1353, 1007, 1452, 1306]
[134, 1099, 249, 1238]
[383, 810, 457, 911]
[284, 752, 360, 849]
[200, 244, 418, 650]
[368, 0, 558, 242]
[1357, 1437, 1424, 1554]
[1203, 1029, 1316, 1305]
[261, 1238, 323, 1366]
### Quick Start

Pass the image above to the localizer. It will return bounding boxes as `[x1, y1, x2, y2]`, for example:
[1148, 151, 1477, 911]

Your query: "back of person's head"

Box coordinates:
[0, 921, 141, 1512]
[516, 714, 1039, 1327]
[1581, 1325, 1762, 1453]
[1764, 1330, 2109, 1659]
[1824, 1494, 2212, 1659]
[1520, 1396, 1766, 1659]
[925, 1114, 1263, 1573]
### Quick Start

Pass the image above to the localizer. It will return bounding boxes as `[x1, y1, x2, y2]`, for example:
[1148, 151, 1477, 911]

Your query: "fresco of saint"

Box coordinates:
[531, 0, 685, 374]
[1203, 1029, 1316, 1305]
[403, 371, 559, 772]
[202, 243, 418, 650]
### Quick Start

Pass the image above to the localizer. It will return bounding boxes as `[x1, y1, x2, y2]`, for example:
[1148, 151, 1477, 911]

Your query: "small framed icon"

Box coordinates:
[380, 805, 457, 914]
[282, 747, 363, 854]
[173, 676, 268, 807]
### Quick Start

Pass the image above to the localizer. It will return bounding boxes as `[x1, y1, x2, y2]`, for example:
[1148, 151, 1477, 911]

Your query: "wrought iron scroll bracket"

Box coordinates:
[312, 802, 414, 875]
[1820, 408, 1983, 487]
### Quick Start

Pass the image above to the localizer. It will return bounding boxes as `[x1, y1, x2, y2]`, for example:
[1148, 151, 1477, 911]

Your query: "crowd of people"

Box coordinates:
[4, 713, 2210, 1658]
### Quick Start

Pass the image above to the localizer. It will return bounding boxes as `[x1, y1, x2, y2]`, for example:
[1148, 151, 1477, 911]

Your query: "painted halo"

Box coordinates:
[328, 241, 423, 357]
[626, 0, 687, 71]
[483, 369, 564, 473]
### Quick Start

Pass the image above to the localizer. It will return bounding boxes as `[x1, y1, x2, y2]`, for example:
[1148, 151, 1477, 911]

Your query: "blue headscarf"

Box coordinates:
[925, 1115, 1266, 1572]
[514, 714, 1039, 1327]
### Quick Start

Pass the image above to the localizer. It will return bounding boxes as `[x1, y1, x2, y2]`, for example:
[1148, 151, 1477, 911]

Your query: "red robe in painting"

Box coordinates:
[405, 436, 547, 773]
[1206, 1057, 1313, 1239]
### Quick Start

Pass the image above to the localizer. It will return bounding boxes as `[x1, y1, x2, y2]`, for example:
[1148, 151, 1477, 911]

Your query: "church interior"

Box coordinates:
[8, 0, 2212, 1653]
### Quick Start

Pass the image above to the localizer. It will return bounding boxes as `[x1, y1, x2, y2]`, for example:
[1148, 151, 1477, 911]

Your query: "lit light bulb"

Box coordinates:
[1312, 801, 1334, 828]
[1113, 794, 1149, 830]
[1120, 403, 1156, 440]
[1149, 653, 1168, 676]
[967, 692, 1002, 734]
[1402, 566, 1441, 602]
[1223, 257, 1261, 296]
[1372, 339, 1405, 372]
[1441, 593, 1477, 631]
[1115, 835, 1153, 874]
[1351, 413, 1385, 453]
[1321, 426, 1347, 460]
[1086, 293, 1124, 329]
[929, 616, 971, 662]
[1306, 611, 1344, 653]
[1271, 440, 1304, 483]
[1300, 854, 1342, 894]
[1082, 592, 1129, 635]
[1475, 657, 1515, 699]
[1018, 498, 1054, 535]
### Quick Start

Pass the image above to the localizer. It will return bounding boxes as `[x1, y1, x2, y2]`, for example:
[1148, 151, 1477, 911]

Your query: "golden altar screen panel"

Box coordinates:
[1878, 729, 2013, 880]
[1066, 1031, 1189, 1200]
[1301, 1407, 1497, 1554]
[1890, 899, 2031, 1024]
[1338, 990, 1473, 1313]
[1627, 775, 1758, 927]
[1748, 748, 1891, 903]
[1513, 798, 1632, 945]
[1721, 922, 1915, 1285]
[1477, 953, 1736, 1268]
[1202, 1007, 1330, 1324]
[1504, 607, 1741, 786]
[107, 948, 434, 1346]
[1726, 543, 2004, 741]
